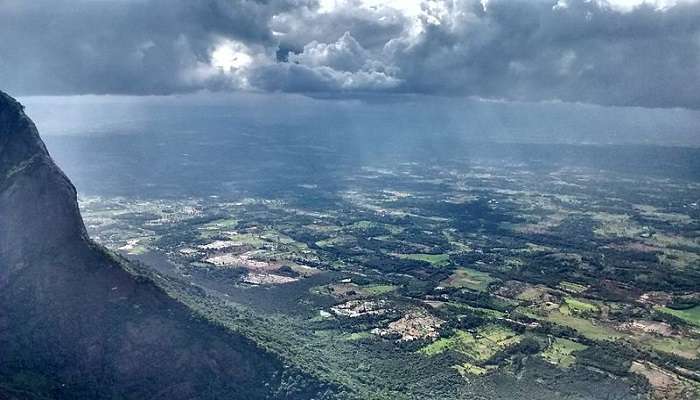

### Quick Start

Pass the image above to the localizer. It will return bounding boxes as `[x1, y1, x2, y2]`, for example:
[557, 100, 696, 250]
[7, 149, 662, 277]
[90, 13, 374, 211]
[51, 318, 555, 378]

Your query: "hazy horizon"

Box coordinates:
[17, 93, 700, 147]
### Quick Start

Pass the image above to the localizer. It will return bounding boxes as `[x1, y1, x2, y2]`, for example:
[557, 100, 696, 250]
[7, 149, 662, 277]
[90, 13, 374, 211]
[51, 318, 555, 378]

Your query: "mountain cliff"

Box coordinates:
[0, 91, 329, 400]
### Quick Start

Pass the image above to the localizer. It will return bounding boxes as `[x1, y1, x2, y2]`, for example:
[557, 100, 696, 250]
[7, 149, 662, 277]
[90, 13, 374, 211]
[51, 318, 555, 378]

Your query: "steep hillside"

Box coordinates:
[0, 91, 331, 400]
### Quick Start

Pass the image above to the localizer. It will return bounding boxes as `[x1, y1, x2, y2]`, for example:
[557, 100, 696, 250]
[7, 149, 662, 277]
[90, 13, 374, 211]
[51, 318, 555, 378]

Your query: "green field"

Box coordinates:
[397, 253, 451, 266]
[541, 338, 588, 368]
[311, 282, 397, 298]
[642, 335, 700, 359]
[200, 218, 238, 230]
[440, 268, 496, 292]
[656, 305, 700, 327]
[558, 281, 588, 294]
[420, 325, 521, 362]
[562, 297, 599, 315]
[521, 307, 621, 341]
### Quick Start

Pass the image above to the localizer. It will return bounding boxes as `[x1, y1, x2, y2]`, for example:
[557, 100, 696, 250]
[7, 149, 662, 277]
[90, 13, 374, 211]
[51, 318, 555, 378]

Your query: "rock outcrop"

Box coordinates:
[0, 91, 327, 400]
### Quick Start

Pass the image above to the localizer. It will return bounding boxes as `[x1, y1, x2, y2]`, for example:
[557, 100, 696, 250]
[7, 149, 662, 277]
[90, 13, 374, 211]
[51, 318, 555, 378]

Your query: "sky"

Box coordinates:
[1, 0, 699, 110]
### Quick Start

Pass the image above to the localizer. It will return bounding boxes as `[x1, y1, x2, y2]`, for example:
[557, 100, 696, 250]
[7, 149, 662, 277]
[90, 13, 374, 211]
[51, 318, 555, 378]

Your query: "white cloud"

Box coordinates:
[318, 0, 422, 16]
[289, 32, 369, 72]
[604, 0, 698, 12]
[211, 40, 255, 71]
[251, 31, 400, 92]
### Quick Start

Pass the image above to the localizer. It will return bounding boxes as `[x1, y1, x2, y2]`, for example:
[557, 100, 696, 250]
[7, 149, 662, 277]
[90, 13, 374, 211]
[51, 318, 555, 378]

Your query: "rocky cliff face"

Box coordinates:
[0, 91, 327, 400]
[0, 91, 87, 279]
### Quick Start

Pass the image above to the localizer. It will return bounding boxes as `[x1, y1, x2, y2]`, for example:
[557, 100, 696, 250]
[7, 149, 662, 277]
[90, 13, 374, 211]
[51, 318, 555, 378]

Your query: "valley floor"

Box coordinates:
[79, 157, 700, 400]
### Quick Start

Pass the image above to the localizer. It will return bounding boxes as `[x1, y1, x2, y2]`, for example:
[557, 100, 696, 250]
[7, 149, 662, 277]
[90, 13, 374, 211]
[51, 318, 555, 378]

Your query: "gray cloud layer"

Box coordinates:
[0, 0, 302, 94]
[1, 0, 699, 109]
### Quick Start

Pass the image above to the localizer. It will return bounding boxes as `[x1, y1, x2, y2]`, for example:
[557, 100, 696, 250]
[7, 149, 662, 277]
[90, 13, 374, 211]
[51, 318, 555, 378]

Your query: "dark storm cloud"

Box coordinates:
[1, 0, 699, 109]
[380, 0, 700, 109]
[0, 0, 309, 95]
